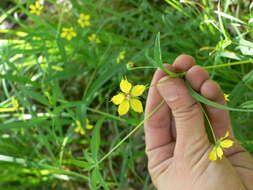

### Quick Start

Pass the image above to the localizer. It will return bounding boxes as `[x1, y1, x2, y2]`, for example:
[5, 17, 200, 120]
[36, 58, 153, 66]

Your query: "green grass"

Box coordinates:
[0, 0, 253, 189]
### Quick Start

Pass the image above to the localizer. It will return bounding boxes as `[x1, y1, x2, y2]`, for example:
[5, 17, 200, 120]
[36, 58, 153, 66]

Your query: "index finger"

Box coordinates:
[144, 65, 175, 164]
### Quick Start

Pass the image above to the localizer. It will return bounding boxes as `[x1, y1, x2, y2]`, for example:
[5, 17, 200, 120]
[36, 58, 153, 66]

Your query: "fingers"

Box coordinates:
[185, 66, 232, 139]
[200, 80, 232, 138]
[173, 54, 196, 71]
[177, 55, 244, 159]
[156, 55, 210, 157]
[157, 76, 209, 155]
[144, 65, 175, 168]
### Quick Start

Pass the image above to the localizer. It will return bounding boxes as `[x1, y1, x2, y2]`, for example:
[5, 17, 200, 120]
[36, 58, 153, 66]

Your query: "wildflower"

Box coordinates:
[86, 119, 93, 130]
[209, 131, 234, 161]
[74, 120, 86, 135]
[127, 61, 134, 67]
[116, 51, 125, 64]
[74, 119, 93, 135]
[60, 27, 77, 40]
[0, 97, 23, 113]
[111, 78, 146, 116]
[29, 1, 43, 16]
[224, 93, 230, 101]
[77, 14, 91, 28]
[88, 34, 101, 44]
[11, 97, 19, 108]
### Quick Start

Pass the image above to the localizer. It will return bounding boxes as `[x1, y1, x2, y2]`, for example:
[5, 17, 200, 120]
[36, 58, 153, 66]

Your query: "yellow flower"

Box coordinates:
[74, 119, 93, 135]
[77, 13, 91, 28]
[0, 97, 23, 113]
[74, 120, 86, 135]
[224, 93, 230, 101]
[86, 119, 93, 130]
[111, 78, 146, 116]
[88, 34, 101, 44]
[116, 51, 125, 64]
[60, 27, 77, 40]
[127, 61, 134, 68]
[209, 131, 234, 161]
[11, 97, 19, 108]
[29, 1, 43, 16]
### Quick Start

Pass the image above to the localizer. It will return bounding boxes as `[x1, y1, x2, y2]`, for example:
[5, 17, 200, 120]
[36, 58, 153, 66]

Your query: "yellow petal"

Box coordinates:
[120, 79, 132, 93]
[11, 97, 19, 108]
[209, 147, 217, 161]
[35, 2, 41, 8]
[74, 126, 85, 135]
[224, 93, 230, 101]
[66, 35, 72, 41]
[130, 98, 143, 113]
[220, 139, 234, 148]
[86, 124, 93, 130]
[118, 100, 130, 116]
[29, 5, 35, 10]
[216, 146, 223, 159]
[86, 119, 93, 130]
[71, 31, 77, 37]
[61, 32, 67, 38]
[127, 61, 134, 67]
[111, 93, 125, 105]
[84, 15, 90, 20]
[221, 131, 230, 140]
[131, 85, 146, 97]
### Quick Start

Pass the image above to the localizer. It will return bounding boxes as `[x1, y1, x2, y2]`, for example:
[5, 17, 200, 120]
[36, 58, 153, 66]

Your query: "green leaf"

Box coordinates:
[240, 101, 253, 109]
[90, 117, 105, 160]
[91, 168, 100, 189]
[154, 32, 163, 67]
[186, 81, 253, 112]
[0, 74, 39, 86]
[154, 33, 179, 77]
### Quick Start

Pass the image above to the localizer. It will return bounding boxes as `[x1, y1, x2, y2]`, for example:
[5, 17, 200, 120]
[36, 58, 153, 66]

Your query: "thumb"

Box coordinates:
[157, 76, 210, 155]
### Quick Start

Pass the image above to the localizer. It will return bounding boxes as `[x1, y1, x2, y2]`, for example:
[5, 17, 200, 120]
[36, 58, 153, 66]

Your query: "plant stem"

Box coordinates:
[200, 104, 217, 144]
[128, 59, 253, 75]
[96, 100, 165, 165]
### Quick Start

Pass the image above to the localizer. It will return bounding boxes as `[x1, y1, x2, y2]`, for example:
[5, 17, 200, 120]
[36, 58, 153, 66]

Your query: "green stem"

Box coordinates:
[128, 59, 253, 75]
[200, 104, 217, 144]
[96, 100, 165, 165]
[128, 66, 157, 70]
[87, 107, 126, 123]
[204, 59, 253, 69]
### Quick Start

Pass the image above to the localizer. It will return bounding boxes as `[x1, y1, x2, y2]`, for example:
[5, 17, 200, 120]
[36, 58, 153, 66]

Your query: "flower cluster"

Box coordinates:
[78, 14, 91, 28]
[60, 27, 77, 41]
[88, 34, 101, 44]
[74, 119, 94, 135]
[29, 1, 43, 16]
[209, 131, 234, 161]
[111, 78, 146, 116]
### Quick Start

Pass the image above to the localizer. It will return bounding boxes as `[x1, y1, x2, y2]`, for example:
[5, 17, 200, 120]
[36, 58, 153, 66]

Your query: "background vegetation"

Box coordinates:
[0, 0, 252, 189]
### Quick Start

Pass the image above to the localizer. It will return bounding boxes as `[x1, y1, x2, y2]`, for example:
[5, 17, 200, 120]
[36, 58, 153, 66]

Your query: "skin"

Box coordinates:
[144, 55, 253, 190]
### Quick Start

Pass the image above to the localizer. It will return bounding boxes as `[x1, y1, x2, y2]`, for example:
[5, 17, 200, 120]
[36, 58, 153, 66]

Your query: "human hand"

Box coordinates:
[144, 55, 253, 190]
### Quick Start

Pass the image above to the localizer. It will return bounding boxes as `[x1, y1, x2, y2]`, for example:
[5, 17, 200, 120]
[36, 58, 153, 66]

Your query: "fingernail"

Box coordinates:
[157, 76, 179, 101]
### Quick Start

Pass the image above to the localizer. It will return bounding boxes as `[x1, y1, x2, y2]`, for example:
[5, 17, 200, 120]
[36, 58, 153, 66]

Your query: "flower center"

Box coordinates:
[126, 93, 131, 100]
